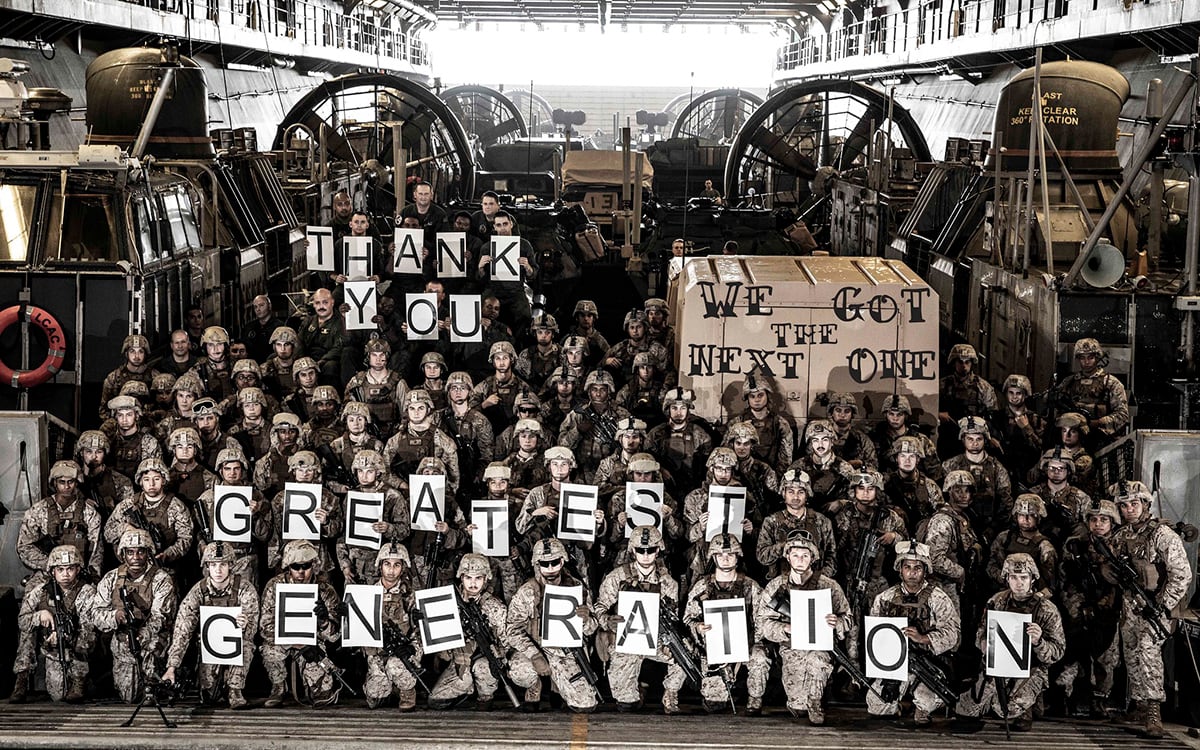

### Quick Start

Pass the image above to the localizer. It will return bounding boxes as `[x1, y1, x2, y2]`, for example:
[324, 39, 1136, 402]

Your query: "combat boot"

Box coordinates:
[522, 681, 542, 712]
[228, 688, 247, 710]
[264, 682, 286, 708]
[1116, 700, 1145, 724]
[1143, 701, 1163, 739]
[913, 708, 931, 725]
[1013, 707, 1034, 732]
[64, 675, 85, 704]
[745, 695, 763, 716]
[8, 672, 29, 704]
[808, 698, 825, 726]
[474, 697, 493, 712]
[398, 687, 417, 711]
[662, 689, 682, 715]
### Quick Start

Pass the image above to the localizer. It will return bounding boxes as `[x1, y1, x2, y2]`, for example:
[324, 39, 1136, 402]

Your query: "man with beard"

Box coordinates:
[260, 540, 343, 707]
[593, 526, 687, 714]
[9, 546, 98, 703]
[825, 392, 877, 470]
[93, 528, 177, 703]
[428, 553, 515, 710]
[865, 540, 960, 725]
[786, 420, 855, 515]
[74, 429, 134, 528]
[757, 469, 837, 579]
[105, 458, 194, 575]
[100, 335, 157, 422]
[107, 395, 163, 481]
[505, 537, 600, 712]
[646, 387, 713, 494]
[955, 553, 1065, 732]
[161, 541, 258, 708]
[197, 449, 271, 586]
[882, 435, 943, 530]
[685, 533, 770, 715]
[17, 460, 103, 583]
[756, 532, 852, 725]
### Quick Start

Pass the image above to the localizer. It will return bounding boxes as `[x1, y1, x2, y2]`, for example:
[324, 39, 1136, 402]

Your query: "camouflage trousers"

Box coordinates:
[197, 643, 254, 693]
[261, 643, 337, 705]
[955, 667, 1048, 719]
[111, 634, 164, 703]
[608, 649, 686, 704]
[429, 654, 500, 702]
[866, 676, 944, 715]
[509, 648, 598, 711]
[1121, 610, 1166, 702]
[364, 653, 419, 707]
[1056, 630, 1120, 699]
[779, 648, 834, 711]
[14, 651, 87, 702]
[700, 644, 770, 703]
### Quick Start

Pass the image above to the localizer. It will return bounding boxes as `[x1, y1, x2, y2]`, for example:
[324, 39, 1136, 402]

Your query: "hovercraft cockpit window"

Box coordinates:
[46, 191, 119, 262]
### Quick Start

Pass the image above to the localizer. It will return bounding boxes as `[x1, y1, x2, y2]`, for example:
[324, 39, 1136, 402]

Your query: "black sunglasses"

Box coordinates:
[289, 562, 314, 571]
[537, 559, 564, 568]
[634, 547, 658, 555]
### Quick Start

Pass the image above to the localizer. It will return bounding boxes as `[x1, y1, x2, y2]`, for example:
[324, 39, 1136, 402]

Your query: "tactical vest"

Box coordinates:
[46, 498, 91, 559]
[114, 432, 148, 477]
[1000, 531, 1049, 573]
[111, 567, 154, 619]
[197, 360, 232, 402]
[357, 373, 400, 426]
[747, 414, 781, 468]
[663, 428, 698, 475]
[36, 578, 84, 614]
[941, 374, 989, 419]
[834, 429, 868, 465]
[139, 497, 178, 551]
[170, 466, 208, 505]
[382, 585, 412, 631]
[528, 349, 558, 384]
[1063, 373, 1112, 418]
[81, 470, 121, 518]
[390, 429, 435, 475]
[202, 576, 243, 607]
[617, 564, 664, 595]
[876, 585, 935, 631]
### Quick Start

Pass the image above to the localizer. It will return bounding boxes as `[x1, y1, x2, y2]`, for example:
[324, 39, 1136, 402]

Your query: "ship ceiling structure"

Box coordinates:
[427, 0, 843, 29]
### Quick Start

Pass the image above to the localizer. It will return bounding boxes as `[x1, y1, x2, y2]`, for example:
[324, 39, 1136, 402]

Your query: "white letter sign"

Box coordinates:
[345, 491, 383, 550]
[471, 498, 509, 556]
[703, 598, 750, 665]
[789, 588, 834, 651]
[705, 486, 747, 541]
[342, 585, 383, 648]
[416, 586, 466, 654]
[200, 605, 243, 666]
[405, 292, 439, 341]
[986, 610, 1032, 678]
[540, 584, 584, 648]
[274, 583, 317, 646]
[437, 232, 467, 279]
[213, 485, 252, 543]
[615, 590, 659, 657]
[557, 483, 598, 542]
[864, 615, 909, 680]
[306, 226, 334, 271]
[410, 474, 446, 532]
[624, 482, 664, 538]
[282, 482, 321, 541]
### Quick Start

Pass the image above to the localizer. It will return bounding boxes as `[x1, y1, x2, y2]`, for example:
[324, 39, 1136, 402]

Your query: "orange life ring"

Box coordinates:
[0, 304, 67, 388]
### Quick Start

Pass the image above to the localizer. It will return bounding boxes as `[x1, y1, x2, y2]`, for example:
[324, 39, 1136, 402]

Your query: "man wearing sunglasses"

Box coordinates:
[594, 526, 685, 714]
[506, 537, 599, 713]
[260, 540, 343, 708]
[865, 539, 960, 725]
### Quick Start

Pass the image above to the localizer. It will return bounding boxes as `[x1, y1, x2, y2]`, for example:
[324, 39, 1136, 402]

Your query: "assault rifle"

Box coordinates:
[459, 597, 521, 708]
[383, 621, 430, 693]
[125, 505, 165, 555]
[569, 645, 602, 699]
[1093, 536, 1173, 640]
[849, 520, 882, 615]
[118, 586, 177, 728]
[574, 404, 618, 446]
[994, 675, 1012, 739]
[47, 579, 77, 664]
[191, 498, 213, 545]
[659, 602, 704, 687]
[907, 648, 959, 710]
[425, 530, 445, 589]
[315, 444, 352, 490]
[767, 589, 888, 702]
[298, 645, 357, 697]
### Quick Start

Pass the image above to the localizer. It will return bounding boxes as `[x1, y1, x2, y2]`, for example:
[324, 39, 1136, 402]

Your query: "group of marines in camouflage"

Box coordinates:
[10, 299, 1193, 738]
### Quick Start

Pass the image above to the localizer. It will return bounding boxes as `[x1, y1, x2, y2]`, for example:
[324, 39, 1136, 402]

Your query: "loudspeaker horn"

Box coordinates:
[1080, 240, 1125, 288]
